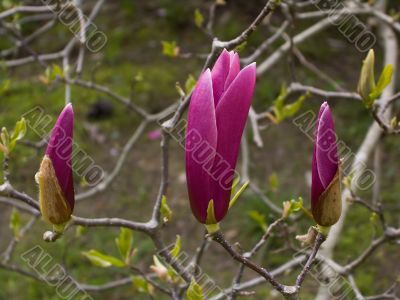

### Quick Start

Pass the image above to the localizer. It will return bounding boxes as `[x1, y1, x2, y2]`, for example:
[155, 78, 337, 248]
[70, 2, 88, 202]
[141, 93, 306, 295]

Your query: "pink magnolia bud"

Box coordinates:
[185, 49, 256, 224]
[36, 104, 74, 225]
[311, 102, 341, 227]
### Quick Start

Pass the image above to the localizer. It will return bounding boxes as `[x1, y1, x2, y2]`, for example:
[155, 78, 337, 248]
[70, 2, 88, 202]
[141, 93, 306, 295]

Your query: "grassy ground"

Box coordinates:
[0, 1, 399, 299]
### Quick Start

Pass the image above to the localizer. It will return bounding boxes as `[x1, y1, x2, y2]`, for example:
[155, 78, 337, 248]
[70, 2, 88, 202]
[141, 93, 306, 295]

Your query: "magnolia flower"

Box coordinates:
[36, 104, 74, 227]
[185, 49, 256, 226]
[311, 102, 341, 227]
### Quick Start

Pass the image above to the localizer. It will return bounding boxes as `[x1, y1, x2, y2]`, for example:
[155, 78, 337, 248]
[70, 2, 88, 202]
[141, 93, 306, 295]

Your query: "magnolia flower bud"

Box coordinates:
[185, 49, 256, 225]
[36, 104, 74, 227]
[357, 49, 376, 106]
[311, 102, 341, 227]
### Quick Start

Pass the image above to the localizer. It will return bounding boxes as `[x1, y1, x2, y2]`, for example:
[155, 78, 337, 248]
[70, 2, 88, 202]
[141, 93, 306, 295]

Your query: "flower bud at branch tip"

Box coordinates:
[37, 104, 75, 232]
[185, 49, 256, 225]
[311, 102, 342, 227]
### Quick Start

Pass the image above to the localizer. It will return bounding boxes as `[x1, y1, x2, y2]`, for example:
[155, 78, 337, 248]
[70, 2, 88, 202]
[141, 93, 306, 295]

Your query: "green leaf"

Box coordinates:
[369, 64, 393, 100]
[45, 64, 64, 83]
[369, 212, 378, 223]
[234, 41, 247, 52]
[206, 199, 217, 224]
[247, 210, 267, 232]
[273, 86, 308, 123]
[166, 264, 180, 283]
[115, 228, 133, 262]
[185, 74, 197, 94]
[0, 79, 10, 96]
[9, 208, 21, 238]
[160, 195, 172, 223]
[269, 172, 278, 192]
[82, 250, 125, 268]
[52, 64, 64, 78]
[289, 197, 303, 214]
[230, 177, 240, 199]
[170, 235, 181, 257]
[1, 127, 9, 148]
[194, 9, 204, 28]
[283, 197, 312, 219]
[9, 117, 26, 152]
[281, 93, 308, 119]
[161, 41, 179, 58]
[186, 278, 203, 300]
[75, 225, 86, 238]
[229, 180, 249, 209]
[273, 85, 288, 123]
[132, 276, 152, 294]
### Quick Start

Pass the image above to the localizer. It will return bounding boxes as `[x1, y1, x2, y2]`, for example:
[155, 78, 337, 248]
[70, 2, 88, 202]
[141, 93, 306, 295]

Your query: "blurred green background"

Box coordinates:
[0, 0, 399, 299]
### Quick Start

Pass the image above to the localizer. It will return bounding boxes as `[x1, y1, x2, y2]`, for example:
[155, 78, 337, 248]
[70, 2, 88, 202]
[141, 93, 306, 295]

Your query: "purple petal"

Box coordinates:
[316, 103, 338, 187]
[224, 51, 240, 91]
[186, 69, 218, 223]
[210, 63, 256, 221]
[211, 49, 231, 106]
[311, 102, 338, 209]
[46, 103, 75, 210]
[311, 145, 324, 209]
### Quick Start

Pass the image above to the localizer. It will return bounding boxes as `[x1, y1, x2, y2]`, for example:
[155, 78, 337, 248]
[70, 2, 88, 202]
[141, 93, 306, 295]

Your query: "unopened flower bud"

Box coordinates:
[36, 104, 74, 226]
[311, 102, 342, 227]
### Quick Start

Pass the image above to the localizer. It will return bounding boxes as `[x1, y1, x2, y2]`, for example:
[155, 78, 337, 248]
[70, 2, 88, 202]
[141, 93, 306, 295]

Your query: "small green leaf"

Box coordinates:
[115, 228, 133, 262]
[45, 64, 64, 83]
[9, 117, 26, 152]
[0, 79, 10, 96]
[206, 199, 217, 225]
[247, 210, 267, 232]
[194, 9, 204, 28]
[132, 276, 152, 294]
[234, 41, 247, 52]
[273, 85, 288, 123]
[281, 93, 308, 119]
[229, 180, 249, 209]
[369, 212, 378, 223]
[369, 64, 393, 100]
[160, 195, 172, 223]
[273, 85, 307, 123]
[52, 64, 64, 78]
[269, 172, 278, 192]
[75, 225, 86, 238]
[1, 127, 9, 148]
[161, 41, 179, 58]
[176, 82, 185, 97]
[230, 177, 240, 199]
[290, 197, 304, 213]
[282, 197, 306, 219]
[170, 235, 181, 257]
[82, 250, 125, 268]
[186, 278, 203, 300]
[10, 208, 21, 238]
[185, 74, 197, 94]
